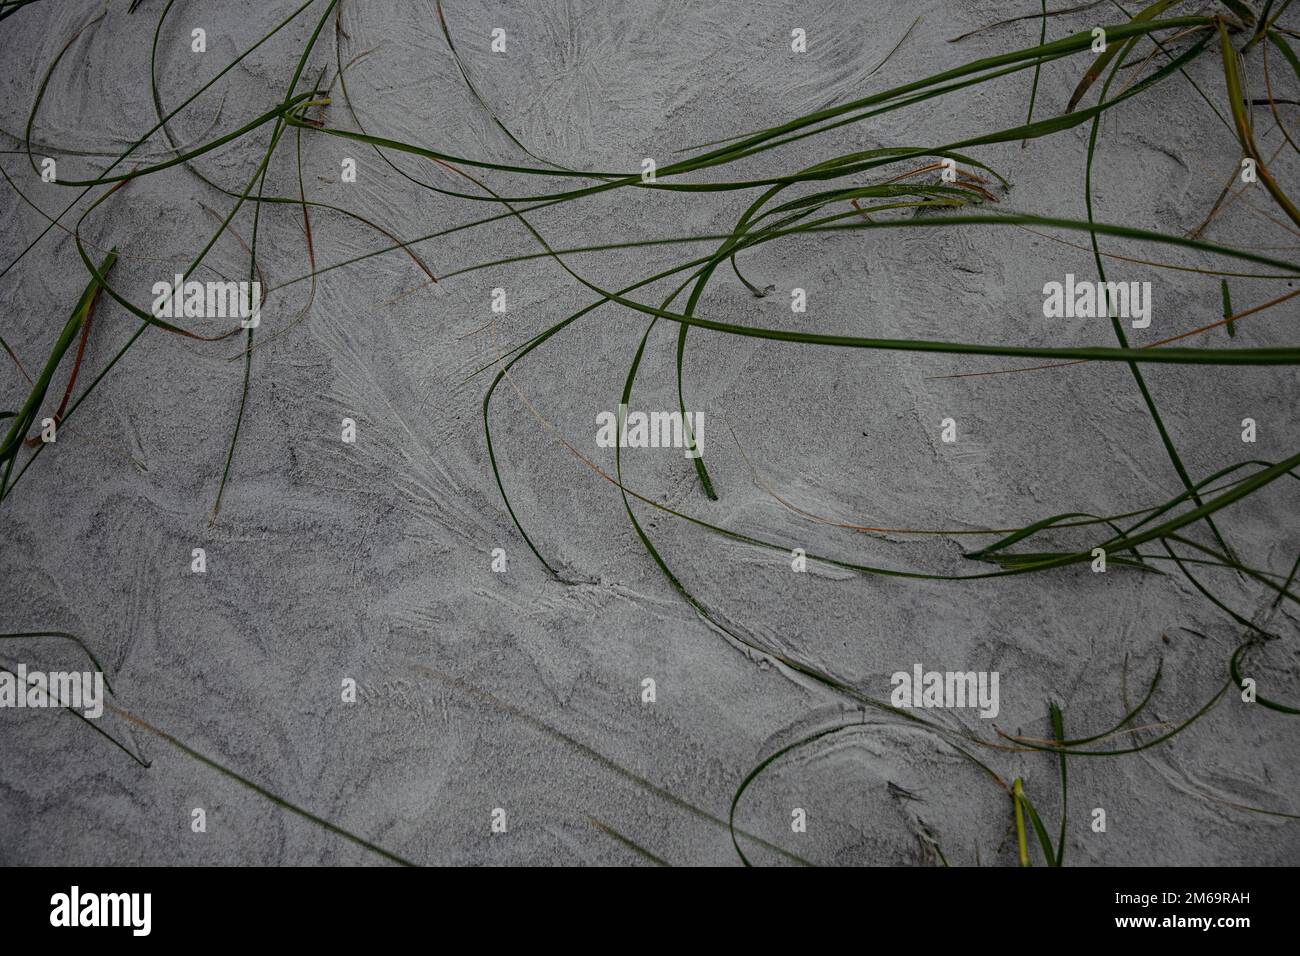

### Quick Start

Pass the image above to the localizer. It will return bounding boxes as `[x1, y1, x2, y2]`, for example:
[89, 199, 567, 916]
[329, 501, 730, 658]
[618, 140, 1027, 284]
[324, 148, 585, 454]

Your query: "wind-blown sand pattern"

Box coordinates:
[1, 0, 1297, 866]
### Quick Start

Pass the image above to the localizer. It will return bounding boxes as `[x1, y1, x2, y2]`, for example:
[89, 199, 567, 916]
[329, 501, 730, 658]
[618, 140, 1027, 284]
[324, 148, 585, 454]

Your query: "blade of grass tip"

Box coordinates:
[817, 15, 923, 110]
[1041, 660, 1161, 748]
[931, 836, 950, 867]
[23, 250, 107, 448]
[1008, 676, 1234, 757]
[1221, 278, 1236, 336]
[0, 248, 116, 468]
[970, 508, 1126, 558]
[0, 331, 31, 383]
[1050, 702, 1067, 865]
[0, 665, 148, 767]
[0, 631, 114, 694]
[869, 16, 922, 80]
[1012, 778, 1031, 866]
[1024, 1, 1049, 147]
[1021, 790, 1059, 866]
[0, 631, 143, 763]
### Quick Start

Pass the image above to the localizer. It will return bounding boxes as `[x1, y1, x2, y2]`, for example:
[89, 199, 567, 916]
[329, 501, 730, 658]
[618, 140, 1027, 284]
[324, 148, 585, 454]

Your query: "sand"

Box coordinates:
[1, 0, 1297, 866]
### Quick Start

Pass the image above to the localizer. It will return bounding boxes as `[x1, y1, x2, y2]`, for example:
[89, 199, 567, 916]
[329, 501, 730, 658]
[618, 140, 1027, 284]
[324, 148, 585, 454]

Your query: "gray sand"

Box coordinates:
[1, 0, 1297, 865]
